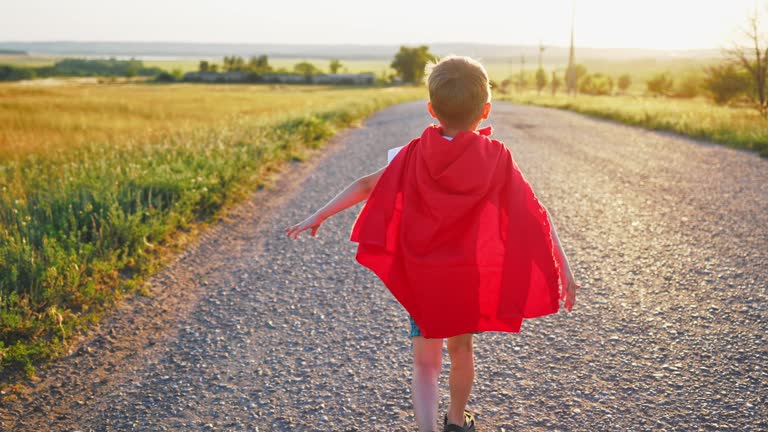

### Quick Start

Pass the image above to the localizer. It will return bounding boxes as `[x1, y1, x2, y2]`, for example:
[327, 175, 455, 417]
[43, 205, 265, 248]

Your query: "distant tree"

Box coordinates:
[329, 59, 343, 74]
[499, 79, 512, 94]
[490, 79, 506, 95]
[248, 55, 271, 73]
[551, 72, 562, 96]
[703, 63, 751, 105]
[674, 73, 703, 98]
[223, 56, 246, 72]
[47, 58, 163, 78]
[199, 61, 210, 72]
[209, 63, 219, 73]
[0, 65, 36, 81]
[154, 71, 176, 82]
[235, 57, 246, 71]
[574, 64, 588, 83]
[618, 74, 632, 93]
[378, 68, 391, 85]
[727, 7, 768, 115]
[536, 67, 548, 94]
[646, 72, 675, 97]
[566, 64, 589, 94]
[294, 61, 321, 76]
[390, 45, 435, 83]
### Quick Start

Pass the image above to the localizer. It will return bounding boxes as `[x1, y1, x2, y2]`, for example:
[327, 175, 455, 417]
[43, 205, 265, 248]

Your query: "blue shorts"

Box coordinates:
[409, 315, 423, 338]
[409, 315, 482, 338]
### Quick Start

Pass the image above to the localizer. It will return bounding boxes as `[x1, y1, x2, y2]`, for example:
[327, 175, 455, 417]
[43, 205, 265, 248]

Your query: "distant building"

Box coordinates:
[311, 73, 376, 85]
[260, 73, 308, 84]
[183, 71, 376, 85]
[183, 71, 249, 82]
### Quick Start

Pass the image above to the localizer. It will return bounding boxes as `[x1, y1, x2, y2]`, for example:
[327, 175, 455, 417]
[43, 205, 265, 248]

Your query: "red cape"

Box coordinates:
[350, 125, 565, 338]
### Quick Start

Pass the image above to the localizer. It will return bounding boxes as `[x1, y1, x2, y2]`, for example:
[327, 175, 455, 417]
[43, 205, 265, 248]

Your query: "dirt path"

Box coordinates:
[1, 102, 766, 431]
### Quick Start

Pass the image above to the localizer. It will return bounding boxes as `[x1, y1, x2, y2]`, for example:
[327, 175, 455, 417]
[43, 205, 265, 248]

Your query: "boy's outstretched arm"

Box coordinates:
[285, 166, 386, 239]
[547, 213, 580, 312]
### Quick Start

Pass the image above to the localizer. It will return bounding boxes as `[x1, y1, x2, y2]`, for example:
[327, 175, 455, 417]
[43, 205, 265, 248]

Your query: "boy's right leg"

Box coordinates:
[412, 336, 443, 432]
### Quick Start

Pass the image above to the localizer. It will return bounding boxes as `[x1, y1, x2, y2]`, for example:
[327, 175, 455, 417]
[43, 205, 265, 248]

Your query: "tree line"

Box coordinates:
[195, 55, 346, 76]
[486, 58, 756, 105]
[385, 10, 768, 114]
[0, 58, 165, 81]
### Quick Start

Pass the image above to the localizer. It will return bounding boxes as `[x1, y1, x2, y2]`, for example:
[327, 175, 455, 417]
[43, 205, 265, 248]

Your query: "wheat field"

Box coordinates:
[500, 91, 768, 156]
[0, 81, 424, 375]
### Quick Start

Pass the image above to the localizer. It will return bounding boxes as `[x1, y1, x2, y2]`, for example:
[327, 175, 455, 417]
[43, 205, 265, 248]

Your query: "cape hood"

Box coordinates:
[350, 125, 565, 338]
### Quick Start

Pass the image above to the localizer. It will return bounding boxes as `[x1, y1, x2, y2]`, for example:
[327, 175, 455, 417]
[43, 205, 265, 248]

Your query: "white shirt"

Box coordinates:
[387, 135, 453, 164]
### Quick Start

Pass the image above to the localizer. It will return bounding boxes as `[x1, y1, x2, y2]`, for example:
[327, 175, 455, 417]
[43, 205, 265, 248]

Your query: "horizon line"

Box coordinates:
[0, 40, 725, 53]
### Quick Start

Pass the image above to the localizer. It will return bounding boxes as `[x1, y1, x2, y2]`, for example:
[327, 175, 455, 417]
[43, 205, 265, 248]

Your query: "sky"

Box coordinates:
[0, 0, 762, 50]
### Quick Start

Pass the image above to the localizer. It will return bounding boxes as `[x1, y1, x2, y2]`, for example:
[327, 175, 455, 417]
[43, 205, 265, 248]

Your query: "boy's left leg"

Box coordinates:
[445, 333, 474, 427]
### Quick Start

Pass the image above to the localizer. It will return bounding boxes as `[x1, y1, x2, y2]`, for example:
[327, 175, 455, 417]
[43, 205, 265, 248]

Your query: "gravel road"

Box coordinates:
[1, 101, 766, 431]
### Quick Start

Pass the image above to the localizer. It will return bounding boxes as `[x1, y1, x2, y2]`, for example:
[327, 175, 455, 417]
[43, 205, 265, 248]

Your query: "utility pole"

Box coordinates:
[566, 0, 578, 95]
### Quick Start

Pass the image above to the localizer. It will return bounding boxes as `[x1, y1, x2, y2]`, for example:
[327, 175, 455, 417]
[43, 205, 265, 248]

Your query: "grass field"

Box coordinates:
[0, 54, 58, 68]
[499, 91, 768, 157]
[0, 82, 425, 378]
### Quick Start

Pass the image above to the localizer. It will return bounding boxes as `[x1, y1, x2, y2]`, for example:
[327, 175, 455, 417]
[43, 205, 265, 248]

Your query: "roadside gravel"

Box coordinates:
[1, 101, 765, 431]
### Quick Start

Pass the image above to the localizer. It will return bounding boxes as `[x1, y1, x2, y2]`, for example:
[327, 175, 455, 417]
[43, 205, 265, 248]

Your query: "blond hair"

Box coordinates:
[426, 55, 491, 129]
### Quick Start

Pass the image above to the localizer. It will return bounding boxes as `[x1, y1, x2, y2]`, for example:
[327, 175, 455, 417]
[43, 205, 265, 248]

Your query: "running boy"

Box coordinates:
[286, 55, 579, 432]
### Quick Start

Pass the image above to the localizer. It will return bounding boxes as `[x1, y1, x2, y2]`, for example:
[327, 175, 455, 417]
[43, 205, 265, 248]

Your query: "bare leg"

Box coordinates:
[446, 334, 474, 426]
[412, 336, 443, 432]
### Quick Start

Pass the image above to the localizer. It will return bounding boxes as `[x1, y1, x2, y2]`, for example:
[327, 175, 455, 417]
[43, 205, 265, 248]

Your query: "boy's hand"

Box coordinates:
[563, 273, 579, 312]
[285, 213, 325, 239]
[554, 245, 579, 312]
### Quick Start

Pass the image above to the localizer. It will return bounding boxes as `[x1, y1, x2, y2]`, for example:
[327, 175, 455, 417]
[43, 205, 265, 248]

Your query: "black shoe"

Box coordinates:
[442, 410, 476, 432]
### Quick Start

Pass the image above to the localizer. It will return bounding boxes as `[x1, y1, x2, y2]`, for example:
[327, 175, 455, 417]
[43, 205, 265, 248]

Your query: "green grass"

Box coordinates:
[499, 91, 768, 157]
[0, 82, 425, 379]
[0, 54, 58, 68]
[141, 59, 201, 73]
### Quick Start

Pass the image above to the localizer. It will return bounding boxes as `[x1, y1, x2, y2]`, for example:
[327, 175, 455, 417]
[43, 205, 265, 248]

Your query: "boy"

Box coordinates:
[286, 56, 578, 432]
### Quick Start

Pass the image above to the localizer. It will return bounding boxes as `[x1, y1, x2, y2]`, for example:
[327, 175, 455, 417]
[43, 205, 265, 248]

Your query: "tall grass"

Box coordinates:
[0, 82, 425, 377]
[500, 92, 768, 157]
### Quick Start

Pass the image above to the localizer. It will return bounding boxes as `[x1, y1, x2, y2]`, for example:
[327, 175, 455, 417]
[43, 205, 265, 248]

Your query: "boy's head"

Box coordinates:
[425, 55, 492, 131]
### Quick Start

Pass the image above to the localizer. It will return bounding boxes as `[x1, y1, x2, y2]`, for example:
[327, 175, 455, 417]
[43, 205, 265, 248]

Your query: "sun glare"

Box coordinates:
[0, 0, 761, 50]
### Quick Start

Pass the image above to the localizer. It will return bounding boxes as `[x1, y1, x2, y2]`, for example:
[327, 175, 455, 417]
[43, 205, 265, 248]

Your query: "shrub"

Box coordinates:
[618, 74, 632, 93]
[674, 73, 703, 98]
[579, 73, 614, 95]
[293, 61, 322, 77]
[0, 65, 36, 81]
[536, 68, 548, 94]
[646, 73, 675, 97]
[154, 72, 176, 83]
[500, 79, 513, 94]
[703, 64, 751, 105]
[551, 72, 562, 96]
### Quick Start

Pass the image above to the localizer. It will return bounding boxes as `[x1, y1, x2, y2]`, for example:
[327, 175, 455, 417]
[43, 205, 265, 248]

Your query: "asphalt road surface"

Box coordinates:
[2, 101, 766, 431]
